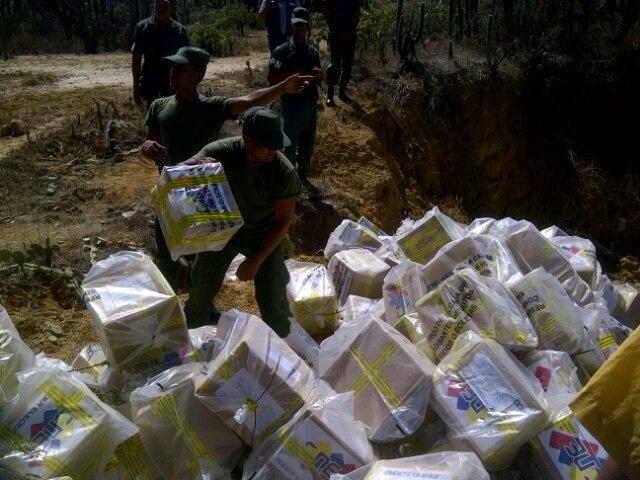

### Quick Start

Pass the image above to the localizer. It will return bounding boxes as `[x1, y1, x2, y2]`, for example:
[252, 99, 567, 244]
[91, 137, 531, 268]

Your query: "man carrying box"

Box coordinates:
[179, 107, 300, 337]
[141, 46, 312, 289]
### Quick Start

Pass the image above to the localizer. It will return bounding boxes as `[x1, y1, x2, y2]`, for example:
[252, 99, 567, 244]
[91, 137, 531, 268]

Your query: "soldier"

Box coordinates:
[325, 0, 361, 106]
[258, 0, 300, 52]
[131, 0, 189, 108]
[268, 7, 322, 188]
[180, 107, 300, 337]
[142, 46, 312, 289]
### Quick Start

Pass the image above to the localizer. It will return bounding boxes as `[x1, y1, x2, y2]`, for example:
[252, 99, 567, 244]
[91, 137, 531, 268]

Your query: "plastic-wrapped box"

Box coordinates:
[243, 389, 373, 480]
[595, 275, 640, 329]
[284, 317, 321, 375]
[151, 162, 244, 261]
[382, 261, 427, 326]
[357, 216, 387, 237]
[0, 306, 35, 406]
[102, 434, 162, 480]
[195, 310, 315, 446]
[81, 251, 194, 372]
[189, 325, 220, 363]
[324, 219, 383, 259]
[422, 235, 521, 291]
[522, 350, 582, 418]
[529, 413, 608, 480]
[285, 259, 339, 335]
[415, 268, 538, 361]
[489, 219, 593, 305]
[341, 295, 385, 323]
[374, 236, 407, 267]
[393, 313, 436, 362]
[320, 315, 435, 442]
[329, 451, 490, 480]
[509, 268, 586, 354]
[431, 332, 549, 471]
[0, 368, 137, 480]
[130, 363, 244, 479]
[327, 249, 390, 304]
[394, 207, 466, 265]
[541, 228, 600, 289]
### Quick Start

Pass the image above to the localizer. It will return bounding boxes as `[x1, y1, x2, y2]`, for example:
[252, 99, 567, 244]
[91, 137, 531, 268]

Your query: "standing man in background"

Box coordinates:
[258, 0, 300, 52]
[268, 7, 322, 189]
[131, 0, 189, 108]
[325, 0, 361, 106]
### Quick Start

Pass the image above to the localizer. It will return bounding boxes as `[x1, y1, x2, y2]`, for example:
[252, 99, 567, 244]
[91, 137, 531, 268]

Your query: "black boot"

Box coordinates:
[339, 86, 351, 103]
[326, 85, 335, 107]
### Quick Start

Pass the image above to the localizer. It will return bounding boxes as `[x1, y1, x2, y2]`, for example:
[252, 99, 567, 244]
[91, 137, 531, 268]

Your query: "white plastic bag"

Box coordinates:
[382, 261, 427, 326]
[541, 228, 599, 289]
[194, 310, 315, 447]
[224, 254, 247, 281]
[285, 317, 321, 375]
[285, 259, 339, 335]
[374, 236, 407, 267]
[130, 363, 244, 479]
[340, 295, 385, 323]
[572, 308, 608, 383]
[320, 315, 435, 442]
[421, 235, 522, 291]
[415, 268, 538, 361]
[0, 306, 35, 407]
[81, 251, 194, 372]
[0, 367, 137, 480]
[329, 451, 490, 480]
[151, 162, 244, 260]
[243, 388, 374, 480]
[102, 434, 162, 480]
[393, 313, 437, 362]
[430, 332, 549, 471]
[324, 219, 383, 259]
[327, 249, 390, 305]
[394, 207, 466, 265]
[189, 325, 220, 363]
[509, 268, 586, 354]
[357, 216, 387, 237]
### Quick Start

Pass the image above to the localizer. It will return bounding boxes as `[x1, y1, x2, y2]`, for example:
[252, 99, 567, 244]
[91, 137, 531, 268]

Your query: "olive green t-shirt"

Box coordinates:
[196, 137, 301, 233]
[146, 95, 233, 168]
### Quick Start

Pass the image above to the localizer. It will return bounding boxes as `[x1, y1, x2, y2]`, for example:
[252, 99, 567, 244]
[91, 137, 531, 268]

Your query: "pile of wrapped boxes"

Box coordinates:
[1, 204, 638, 480]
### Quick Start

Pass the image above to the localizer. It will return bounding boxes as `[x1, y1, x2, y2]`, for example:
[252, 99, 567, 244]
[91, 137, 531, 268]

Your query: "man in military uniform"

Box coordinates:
[258, 0, 300, 52]
[142, 46, 311, 290]
[179, 107, 301, 337]
[268, 7, 322, 188]
[325, 0, 361, 106]
[131, 0, 189, 108]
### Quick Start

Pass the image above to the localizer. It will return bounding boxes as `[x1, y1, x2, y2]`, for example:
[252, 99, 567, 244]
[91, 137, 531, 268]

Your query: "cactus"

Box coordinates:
[395, 0, 426, 64]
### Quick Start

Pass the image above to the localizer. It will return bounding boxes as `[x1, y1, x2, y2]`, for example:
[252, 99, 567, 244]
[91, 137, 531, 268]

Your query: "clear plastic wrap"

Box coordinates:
[421, 235, 522, 291]
[284, 317, 321, 375]
[509, 268, 586, 354]
[189, 325, 220, 363]
[394, 207, 466, 265]
[489, 219, 594, 305]
[327, 249, 390, 305]
[340, 295, 385, 323]
[151, 162, 244, 261]
[285, 259, 339, 335]
[0, 307, 36, 407]
[81, 251, 194, 372]
[324, 220, 383, 259]
[374, 236, 407, 267]
[522, 350, 582, 418]
[102, 434, 162, 480]
[393, 313, 436, 362]
[415, 268, 538, 361]
[541, 228, 600, 289]
[357, 216, 387, 237]
[319, 315, 435, 442]
[582, 304, 620, 359]
[430, 332, 549, 471]
[329, 451, 490, 480]
[0, 367, 137, 480]
[595, 275, 640, 328]
[194, 310, 315, 447]
[382, 261, 427, 326]
[130, 363, 244, 480]
[224, 254, 247, 281]
[70, 344, 109, 391]
[529, 412, 608, 480]
[243, 388, 374, 480]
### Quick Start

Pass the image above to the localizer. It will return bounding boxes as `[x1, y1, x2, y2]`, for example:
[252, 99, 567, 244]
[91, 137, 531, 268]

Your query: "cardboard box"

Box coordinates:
[131, 364, 244, 480]
[341, 295, 383, 322]
[431, 332, 549, 471]
[324, 219, 383, 259]
[382, 261, 427, 325]
[421, 235, 521, 292]
[530, 413, 608, 480]
[510, 268, 586, 354]
[82, 252, 193, 372]
[195, 312, 314, 446]
[102, 434, 162, 480]
[327, 249, 390, 305]
[151, 162, 243, 261]
[320, 316, 434, 442]
[285, 259, 339, 336]
[415, 268, 538, 361]
[393, 313, 437, 362]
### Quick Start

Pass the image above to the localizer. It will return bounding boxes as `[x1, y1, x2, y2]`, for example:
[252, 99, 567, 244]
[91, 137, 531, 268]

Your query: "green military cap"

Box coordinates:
[291, 7, 310, 24]
[164, 46, 210, 70]
[239, 107, 291, 150]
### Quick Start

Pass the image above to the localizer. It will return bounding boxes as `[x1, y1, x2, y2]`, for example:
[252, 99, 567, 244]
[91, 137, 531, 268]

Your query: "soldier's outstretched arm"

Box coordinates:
[229, 74, 314, 117]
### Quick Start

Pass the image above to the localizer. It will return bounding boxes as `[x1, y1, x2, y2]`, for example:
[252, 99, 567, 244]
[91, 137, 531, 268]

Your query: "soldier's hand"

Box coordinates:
[311, 67, 323, 80]
[236, 257, 261, 282]
[283, 73, 316, 94]
[142, 140, 167, 166]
